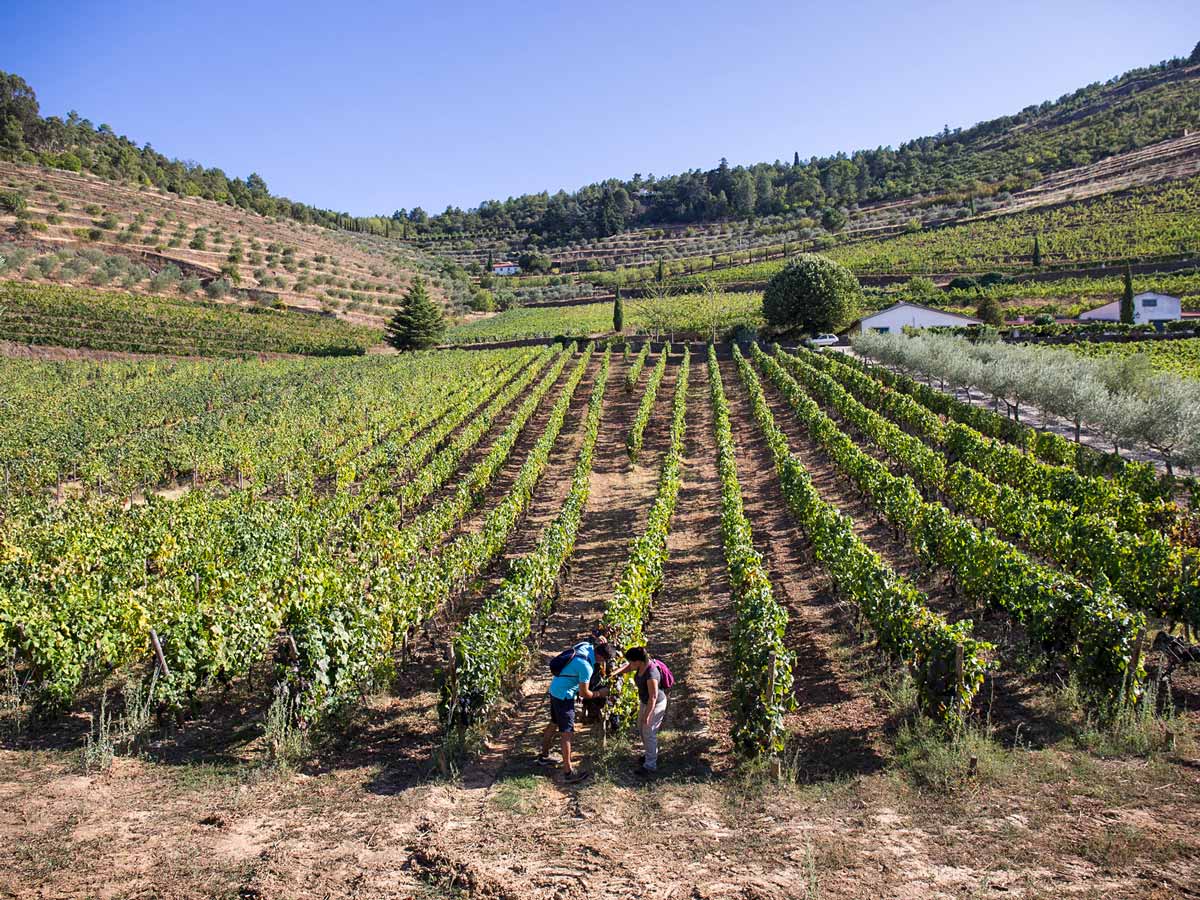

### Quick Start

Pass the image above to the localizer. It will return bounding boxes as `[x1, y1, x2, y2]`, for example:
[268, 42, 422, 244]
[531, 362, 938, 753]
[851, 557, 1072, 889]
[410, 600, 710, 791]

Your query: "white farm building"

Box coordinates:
[858, 302, 981, 334]
[1079, 292, 1182, 326]
[492, 261, 521, 276]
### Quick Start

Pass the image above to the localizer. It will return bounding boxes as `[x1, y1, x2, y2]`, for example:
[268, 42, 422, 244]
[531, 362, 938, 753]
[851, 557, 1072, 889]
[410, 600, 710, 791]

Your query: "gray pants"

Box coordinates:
[639, 692, 668, 770]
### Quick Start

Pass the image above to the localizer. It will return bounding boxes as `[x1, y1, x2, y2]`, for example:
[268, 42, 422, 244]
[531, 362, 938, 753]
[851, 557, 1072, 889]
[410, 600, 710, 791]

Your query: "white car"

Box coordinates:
[806, 333, 840, 347]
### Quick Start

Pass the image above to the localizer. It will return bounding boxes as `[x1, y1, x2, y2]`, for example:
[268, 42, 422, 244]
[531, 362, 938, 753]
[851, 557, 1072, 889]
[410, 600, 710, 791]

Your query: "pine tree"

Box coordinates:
[385, 278, 445, 351]
[1032, 233, 1042, 267]
[1120, 265, 1135, 324]
[613, 290, 624, 333]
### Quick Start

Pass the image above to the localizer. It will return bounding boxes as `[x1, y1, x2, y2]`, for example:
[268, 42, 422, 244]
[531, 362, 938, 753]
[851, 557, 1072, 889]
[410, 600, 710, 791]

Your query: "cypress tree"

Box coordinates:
[385, 278, 445, 351]
[1032, 233, 1042, 267]
[1120, 265, 1135, 324]
[793, 151, 800, 167]
[613, 289, 624, 333]
[656, 258, 664, 284]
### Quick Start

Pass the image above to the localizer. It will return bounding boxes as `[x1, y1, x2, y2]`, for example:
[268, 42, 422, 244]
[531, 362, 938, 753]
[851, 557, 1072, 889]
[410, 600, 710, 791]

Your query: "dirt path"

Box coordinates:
[755, 359, 1068, 745]
[417, 355, 748, 897]
[463, 353, 672, 791]
[721, 360, 890, 780]
[641, 358, 737, 775]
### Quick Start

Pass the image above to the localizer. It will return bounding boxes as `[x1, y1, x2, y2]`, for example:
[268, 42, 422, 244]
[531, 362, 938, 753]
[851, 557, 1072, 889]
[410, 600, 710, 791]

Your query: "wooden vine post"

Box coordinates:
[437, 641, 459, 777]
[767, 653, 782, 781]
[149, 629, 170, 679]
[954, 644, 964, 703]
[1127, 627, 1146, 705]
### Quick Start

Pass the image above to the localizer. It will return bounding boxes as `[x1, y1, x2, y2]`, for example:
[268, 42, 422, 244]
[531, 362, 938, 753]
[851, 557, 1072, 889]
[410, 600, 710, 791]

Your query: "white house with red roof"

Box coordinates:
[492, 261, 521, 276]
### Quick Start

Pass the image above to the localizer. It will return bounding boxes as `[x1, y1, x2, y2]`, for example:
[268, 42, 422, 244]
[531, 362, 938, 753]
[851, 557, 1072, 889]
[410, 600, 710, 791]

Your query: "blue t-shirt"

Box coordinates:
[549, 646, 595, 700]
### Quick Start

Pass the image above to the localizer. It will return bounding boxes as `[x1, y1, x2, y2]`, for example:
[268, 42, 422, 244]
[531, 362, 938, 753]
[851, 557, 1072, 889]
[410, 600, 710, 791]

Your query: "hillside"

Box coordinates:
[424, 131, 1200, 280]
[396, 51, 1200, 254]
[3, 50, 1200, 354]
[0, 160, 472, 327]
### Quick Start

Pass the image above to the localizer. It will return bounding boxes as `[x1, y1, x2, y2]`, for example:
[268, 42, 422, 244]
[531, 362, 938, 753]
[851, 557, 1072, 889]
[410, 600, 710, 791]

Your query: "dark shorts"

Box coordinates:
[549, 695, 576, 733]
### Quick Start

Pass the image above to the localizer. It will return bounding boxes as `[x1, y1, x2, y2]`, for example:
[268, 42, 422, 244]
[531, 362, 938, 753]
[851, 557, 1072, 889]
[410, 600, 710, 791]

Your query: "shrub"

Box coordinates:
[0, 247, 30, 272]
[50, 152, 82, 173]
[149, 264, 182, 292]
[469, 289, 495, 312]
[762, 254, 861, 334]
[976, 295, 1004, 326]
[204, 278, 232, 299]
[180, 276, 201, 295]
[0, 191, 26, 214]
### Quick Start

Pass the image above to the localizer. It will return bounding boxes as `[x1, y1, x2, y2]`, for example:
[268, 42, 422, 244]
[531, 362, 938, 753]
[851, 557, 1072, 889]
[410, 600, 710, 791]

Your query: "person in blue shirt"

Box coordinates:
[537, 641, 614, 783]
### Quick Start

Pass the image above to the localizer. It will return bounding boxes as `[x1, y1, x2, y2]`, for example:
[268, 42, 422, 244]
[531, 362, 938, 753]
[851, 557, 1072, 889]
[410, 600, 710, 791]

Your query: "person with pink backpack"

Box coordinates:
[609, 646, 674, 776]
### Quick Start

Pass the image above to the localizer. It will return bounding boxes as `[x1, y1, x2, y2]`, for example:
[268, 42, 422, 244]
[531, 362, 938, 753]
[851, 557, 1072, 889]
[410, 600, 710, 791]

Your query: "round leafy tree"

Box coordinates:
[385, 278, 445, 351]
[762, 254, 861, 334]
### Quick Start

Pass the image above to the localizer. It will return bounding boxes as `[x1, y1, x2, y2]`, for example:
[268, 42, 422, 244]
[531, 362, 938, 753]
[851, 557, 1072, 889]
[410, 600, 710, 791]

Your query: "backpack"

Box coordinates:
[549, 642, 590, 676]
[651, 659, 675, 691]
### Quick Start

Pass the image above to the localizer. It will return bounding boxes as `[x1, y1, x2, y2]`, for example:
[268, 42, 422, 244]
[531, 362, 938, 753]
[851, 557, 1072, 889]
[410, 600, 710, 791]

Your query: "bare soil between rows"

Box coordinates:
[2, 357, 1200, 899]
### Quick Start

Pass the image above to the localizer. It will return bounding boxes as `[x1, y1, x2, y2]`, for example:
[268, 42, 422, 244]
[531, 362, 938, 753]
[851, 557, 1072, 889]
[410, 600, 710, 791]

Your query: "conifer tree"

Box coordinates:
[385, 278, 445, 351]
[1032, 233, 1042, 267]
[656, 258, 664, 284]
[613, 289, 624, 333]
[1120, 265, 1135, 324]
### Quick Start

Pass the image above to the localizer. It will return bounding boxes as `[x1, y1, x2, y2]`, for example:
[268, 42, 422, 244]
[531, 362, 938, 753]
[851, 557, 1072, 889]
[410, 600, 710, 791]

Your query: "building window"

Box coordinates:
[1142, 297, 1158, 308]
[872, 326, 890, 334]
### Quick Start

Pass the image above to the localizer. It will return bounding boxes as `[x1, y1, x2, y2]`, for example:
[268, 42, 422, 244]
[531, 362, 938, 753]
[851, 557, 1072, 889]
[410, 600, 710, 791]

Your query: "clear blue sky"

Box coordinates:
[5, 2, 1198, 216]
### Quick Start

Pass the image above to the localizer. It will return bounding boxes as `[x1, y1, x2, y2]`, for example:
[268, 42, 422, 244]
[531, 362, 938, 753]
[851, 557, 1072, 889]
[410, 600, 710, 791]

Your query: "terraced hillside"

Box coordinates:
[399, 57, 1200, 269]
[0, 161, 463, 326]
[420, 130, 1200, 278]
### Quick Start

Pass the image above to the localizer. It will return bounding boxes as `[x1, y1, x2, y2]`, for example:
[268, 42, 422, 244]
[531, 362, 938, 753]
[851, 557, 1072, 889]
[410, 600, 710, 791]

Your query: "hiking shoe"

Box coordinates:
[564, 770, 591, 784]
[635, 765, 656, 777]
[535, 754, 557, 767]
